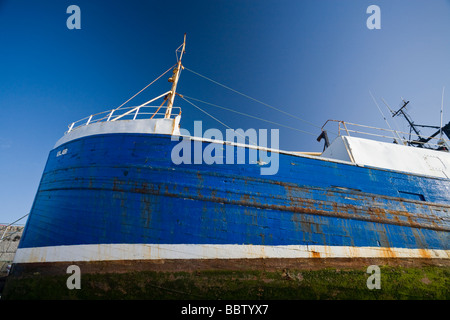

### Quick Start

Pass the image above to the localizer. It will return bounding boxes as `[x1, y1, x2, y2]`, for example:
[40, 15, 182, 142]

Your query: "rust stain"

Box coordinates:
[106, 170, 448, 233]
[418, 248, 432, 259]
[133, 182, 149, 194]
[112, 177, 120, 191]
[382, 247, 397, 258]
[196, 172, 204, 185]
[121, 185, 448, 232]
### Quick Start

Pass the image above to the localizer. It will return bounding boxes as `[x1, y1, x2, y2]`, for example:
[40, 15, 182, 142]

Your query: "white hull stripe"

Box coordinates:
[13, 244, 450, 263]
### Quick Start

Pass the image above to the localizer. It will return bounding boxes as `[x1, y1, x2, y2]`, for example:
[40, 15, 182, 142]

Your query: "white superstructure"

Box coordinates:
[321, 133, 450, 179]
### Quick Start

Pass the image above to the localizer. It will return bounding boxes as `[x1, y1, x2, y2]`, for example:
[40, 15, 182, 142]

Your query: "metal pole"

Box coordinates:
[165, 34, 186, 119]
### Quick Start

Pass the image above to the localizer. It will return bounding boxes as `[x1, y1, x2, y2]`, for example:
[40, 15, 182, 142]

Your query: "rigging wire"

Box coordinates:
[369, 90, 402, 143]
[184, 67, 322, 130]
[115, 63, 177, 111]
[180, 94, 318, 137]
[178, 95, 257, 145]
[380, 97, 403, 133]
[111, 63, 326, 139]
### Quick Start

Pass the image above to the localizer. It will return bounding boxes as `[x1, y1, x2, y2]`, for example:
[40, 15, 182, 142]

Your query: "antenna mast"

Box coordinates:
[165, 34, 186, 119]
[391, 97, 450, 150]
[391, 99, 425, 146]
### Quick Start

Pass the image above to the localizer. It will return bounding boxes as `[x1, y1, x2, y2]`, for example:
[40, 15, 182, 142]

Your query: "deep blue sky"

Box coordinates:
[1, 0, 450, 224]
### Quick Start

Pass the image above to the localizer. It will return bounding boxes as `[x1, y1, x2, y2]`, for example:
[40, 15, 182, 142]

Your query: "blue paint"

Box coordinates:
[19, 134, 450, 252]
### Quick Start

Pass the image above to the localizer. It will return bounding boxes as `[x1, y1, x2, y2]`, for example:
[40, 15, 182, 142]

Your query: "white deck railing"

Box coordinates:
[321, 119, 449, 151]
[66, 105, 181, 134]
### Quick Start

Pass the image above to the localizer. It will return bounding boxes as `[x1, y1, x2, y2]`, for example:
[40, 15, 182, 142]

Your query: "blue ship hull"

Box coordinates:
[16, 133, 449, 260]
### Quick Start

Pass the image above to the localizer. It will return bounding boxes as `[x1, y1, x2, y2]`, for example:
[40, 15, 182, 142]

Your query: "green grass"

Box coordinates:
[3, 265, 449, 300]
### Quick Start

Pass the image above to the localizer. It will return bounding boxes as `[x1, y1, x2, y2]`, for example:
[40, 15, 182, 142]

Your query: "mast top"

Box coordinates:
[165, 34, 186, 118]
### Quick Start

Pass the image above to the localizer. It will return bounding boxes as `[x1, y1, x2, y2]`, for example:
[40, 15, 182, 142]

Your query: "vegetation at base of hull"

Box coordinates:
[3, 265, 449, 300]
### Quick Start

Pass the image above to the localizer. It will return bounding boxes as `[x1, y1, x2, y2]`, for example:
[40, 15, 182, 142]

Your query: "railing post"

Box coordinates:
[86, 115, 93, 126]
[107, 109, 115, 121]
[342, 121, 350, 136]
[133, 107, 140, 120]
[68, 122, 75, 133]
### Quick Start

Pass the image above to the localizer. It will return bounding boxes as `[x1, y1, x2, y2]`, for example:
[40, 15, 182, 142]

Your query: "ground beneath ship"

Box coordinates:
[2, 258, 449, 300]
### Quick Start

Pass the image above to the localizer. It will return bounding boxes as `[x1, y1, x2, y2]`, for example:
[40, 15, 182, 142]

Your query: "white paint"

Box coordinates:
[56, 148, 68, 157]
[54, 116, 181, 148]
[320, 136, 354, 162]
[321, 136, 450, 178]
[13, 244, 449, 264]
